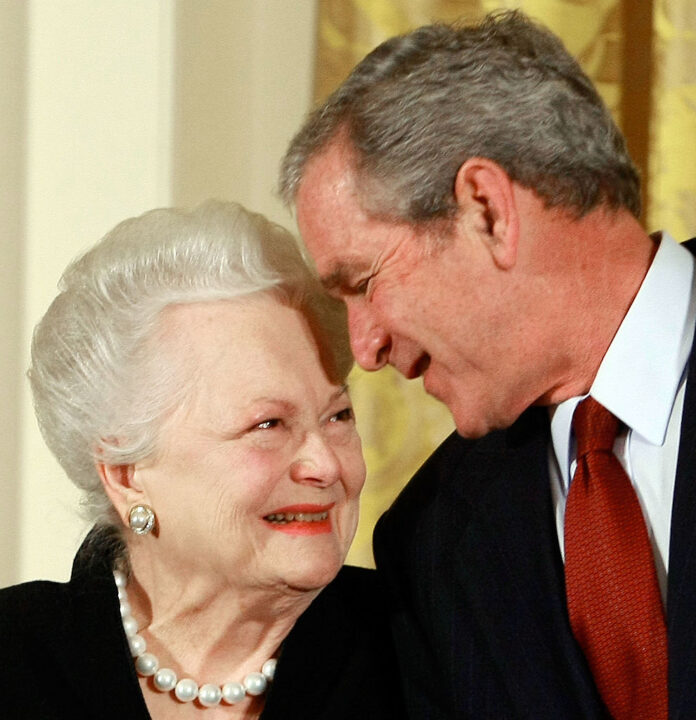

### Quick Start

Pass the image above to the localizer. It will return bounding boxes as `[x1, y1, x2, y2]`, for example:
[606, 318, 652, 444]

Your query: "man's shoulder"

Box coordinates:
[322, 564, 377, 602]
[374, 429, 493, 549]
[384, 422, 520, 513]
[375, 407, 549, 545]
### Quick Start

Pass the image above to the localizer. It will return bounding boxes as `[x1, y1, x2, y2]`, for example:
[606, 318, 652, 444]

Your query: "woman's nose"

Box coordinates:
[289, 431, 342, 487]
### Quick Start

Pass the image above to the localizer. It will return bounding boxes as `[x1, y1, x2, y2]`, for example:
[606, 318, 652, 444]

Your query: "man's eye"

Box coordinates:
[354, 277, 372, 295]
[329, 407, 355, 423]
[343, 276, 373, 296]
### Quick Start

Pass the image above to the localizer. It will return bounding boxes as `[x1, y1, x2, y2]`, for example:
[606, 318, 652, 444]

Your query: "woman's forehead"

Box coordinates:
[154, 298, 340, 416]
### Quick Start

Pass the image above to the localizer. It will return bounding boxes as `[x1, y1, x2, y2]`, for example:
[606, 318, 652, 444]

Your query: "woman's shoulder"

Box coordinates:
[0, 579, 71, 658]
[0, 580, 73, 713]
[0, 561, 147, 720]
[0, 579, 69, 623]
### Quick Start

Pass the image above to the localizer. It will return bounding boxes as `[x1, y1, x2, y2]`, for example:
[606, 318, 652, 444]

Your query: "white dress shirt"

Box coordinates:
[549, 232, 696, 603]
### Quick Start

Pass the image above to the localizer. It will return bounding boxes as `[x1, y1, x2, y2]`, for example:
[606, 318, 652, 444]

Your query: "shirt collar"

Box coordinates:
[550, 232, 695, 485]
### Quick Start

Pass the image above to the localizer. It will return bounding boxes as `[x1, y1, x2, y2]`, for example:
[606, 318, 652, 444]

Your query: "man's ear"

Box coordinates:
[453, 157, 519, 270]
[96, 460, 147, 529]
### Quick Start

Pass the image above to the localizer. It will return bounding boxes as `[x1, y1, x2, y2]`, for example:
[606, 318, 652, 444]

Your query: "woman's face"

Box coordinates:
[132, 295, 365, 594]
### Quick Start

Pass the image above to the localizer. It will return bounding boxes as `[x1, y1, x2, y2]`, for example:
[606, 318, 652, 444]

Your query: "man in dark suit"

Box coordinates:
[279, 10, 696, 719]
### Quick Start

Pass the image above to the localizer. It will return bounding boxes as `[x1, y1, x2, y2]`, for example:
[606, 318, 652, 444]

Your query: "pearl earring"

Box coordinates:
[128, 504, 156, 535]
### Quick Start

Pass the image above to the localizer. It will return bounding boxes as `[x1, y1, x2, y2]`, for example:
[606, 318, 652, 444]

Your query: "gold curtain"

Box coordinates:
[312, 0, 696, 568]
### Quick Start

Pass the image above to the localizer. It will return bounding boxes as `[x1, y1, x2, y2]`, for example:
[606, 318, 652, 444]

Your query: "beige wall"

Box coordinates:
[0, 0, 28, 588]
[1, 0, 317, 587]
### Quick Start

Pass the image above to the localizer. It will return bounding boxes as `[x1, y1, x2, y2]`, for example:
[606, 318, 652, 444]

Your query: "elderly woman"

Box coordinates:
[0, 201, 403, 719]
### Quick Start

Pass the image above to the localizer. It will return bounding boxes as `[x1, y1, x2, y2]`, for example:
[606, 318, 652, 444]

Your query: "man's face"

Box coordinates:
[295, 140, 539, 438]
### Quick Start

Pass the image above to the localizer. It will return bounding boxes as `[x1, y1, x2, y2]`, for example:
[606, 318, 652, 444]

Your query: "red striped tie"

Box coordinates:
[564, 396, 668, 719]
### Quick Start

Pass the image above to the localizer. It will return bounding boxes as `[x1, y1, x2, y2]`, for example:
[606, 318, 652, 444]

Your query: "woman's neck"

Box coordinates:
[122, 549, 320, 717]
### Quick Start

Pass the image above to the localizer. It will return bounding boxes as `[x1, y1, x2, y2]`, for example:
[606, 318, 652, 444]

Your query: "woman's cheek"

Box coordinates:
[343, 440, 367, 496]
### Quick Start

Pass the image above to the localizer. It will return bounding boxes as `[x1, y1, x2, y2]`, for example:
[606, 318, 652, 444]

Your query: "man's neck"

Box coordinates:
[528, 204, 657, 406]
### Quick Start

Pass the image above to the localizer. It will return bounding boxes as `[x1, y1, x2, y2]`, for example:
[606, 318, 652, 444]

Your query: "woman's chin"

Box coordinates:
[277, 550, 345, 593]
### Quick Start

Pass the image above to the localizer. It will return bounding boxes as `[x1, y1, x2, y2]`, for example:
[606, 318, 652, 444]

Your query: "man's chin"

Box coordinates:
[453, 419, 490, 440]
[450, 400, 500, 439]
[422, 374, 498, 438]
[453, 401, 527, 439]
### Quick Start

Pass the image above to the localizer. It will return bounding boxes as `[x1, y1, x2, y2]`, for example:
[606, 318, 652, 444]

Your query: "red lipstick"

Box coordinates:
[263, 503, 334, 536]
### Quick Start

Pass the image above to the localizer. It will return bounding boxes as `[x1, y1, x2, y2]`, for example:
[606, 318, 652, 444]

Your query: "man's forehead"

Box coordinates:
[295, 138, 388, 291]
[296, 139, 370, 235]
[299, 137, 355, 195]
[297, 160, 373, 261]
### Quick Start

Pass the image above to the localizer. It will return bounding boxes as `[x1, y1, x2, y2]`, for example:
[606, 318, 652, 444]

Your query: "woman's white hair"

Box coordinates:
[28, 200, 352, 526]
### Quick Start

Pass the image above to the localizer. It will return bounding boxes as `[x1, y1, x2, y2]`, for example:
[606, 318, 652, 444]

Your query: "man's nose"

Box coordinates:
[346, 302, 390, 371]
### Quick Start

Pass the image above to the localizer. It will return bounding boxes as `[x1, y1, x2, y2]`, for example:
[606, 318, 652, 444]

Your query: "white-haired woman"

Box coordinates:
[0, 201, 404, 719]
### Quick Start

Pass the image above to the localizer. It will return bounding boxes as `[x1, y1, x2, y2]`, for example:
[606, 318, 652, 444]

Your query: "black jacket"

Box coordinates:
[0, 531, 405, 719]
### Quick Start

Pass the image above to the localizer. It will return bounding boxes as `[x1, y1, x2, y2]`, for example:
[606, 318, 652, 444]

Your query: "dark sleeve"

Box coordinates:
[0, 553, 150, 720]
[373, 431, 471, 720]
[0, 581, 78, 720]
[264, 566, 406, 719]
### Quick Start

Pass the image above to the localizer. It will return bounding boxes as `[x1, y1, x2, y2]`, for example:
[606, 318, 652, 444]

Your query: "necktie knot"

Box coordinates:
[573, 396, 619, 458]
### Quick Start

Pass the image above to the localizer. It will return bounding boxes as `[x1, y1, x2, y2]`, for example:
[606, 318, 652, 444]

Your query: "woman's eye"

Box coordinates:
[329, 407, 354, 423]
[255, 418, 281, 430]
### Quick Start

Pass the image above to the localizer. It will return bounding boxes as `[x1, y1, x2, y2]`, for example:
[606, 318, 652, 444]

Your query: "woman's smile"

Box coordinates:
[263, 503, 334, 535]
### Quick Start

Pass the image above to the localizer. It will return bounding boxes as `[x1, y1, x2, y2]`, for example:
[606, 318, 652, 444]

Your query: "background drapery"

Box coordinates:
[313, 0, 696, 568]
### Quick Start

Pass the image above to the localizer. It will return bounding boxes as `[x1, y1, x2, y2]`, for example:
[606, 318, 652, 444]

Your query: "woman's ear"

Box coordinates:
[96, 461, 147, 529]
[453, 157, 519, 270]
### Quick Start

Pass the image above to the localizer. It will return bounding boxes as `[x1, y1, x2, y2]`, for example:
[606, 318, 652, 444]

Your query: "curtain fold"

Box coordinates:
[313, 0, 696, 568]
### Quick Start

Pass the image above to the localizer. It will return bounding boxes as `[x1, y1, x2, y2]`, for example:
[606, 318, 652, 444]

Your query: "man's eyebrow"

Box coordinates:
[321, 262, 369, 292]
[321, 266, 349, 291]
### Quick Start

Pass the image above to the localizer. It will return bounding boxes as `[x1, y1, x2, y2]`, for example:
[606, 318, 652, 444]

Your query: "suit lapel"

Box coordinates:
[668, 287, 696, 719]
[453, 408, 606, 717]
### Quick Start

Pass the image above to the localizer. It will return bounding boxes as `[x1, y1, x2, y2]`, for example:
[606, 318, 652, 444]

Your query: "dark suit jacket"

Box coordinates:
[0, 531, 405, 719]
[374, 238, 696, 719]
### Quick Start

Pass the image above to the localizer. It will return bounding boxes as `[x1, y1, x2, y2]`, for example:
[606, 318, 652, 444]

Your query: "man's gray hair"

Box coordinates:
[29, 201, 351, 526]
[279, 9, 640, 221]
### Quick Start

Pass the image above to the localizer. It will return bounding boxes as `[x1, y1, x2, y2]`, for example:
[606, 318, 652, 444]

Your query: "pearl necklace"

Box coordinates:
[114, 570, 277, 708]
